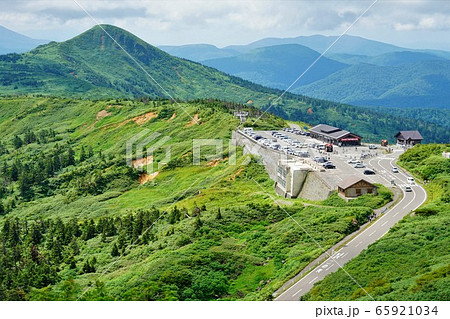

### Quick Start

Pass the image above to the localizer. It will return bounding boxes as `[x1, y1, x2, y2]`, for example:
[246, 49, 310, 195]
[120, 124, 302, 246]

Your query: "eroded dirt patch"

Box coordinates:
[132, 155, 154, 169]
[185, 114, 201, 127]
[139, 171, 159, 184]
[168, 113, 176, 121]
[229, 167, 244, 180]
[206, 159, 220, 167]
[89, 110, 112, 129]
[133, 112, 158, 125]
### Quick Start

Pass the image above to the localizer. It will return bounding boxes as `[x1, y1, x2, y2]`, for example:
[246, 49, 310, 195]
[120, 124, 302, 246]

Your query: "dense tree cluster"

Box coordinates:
[0, 207, 165, 300]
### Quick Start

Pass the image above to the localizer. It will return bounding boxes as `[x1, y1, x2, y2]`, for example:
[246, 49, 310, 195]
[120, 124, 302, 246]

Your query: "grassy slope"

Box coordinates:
[0, 25, 448, 143]
[0, 96, 392, 300]
[303, 144, 450, 301]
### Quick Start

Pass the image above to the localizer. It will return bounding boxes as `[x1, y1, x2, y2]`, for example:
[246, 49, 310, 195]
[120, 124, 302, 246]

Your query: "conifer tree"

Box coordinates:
[111, 243, 119, 257]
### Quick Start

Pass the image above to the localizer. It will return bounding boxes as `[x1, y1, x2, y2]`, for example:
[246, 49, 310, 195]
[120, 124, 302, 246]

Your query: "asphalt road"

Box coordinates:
[275, 152, 427, 301]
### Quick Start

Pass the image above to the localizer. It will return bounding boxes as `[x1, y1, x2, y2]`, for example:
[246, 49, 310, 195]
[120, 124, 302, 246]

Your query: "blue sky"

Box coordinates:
[1, 0, 449, 50]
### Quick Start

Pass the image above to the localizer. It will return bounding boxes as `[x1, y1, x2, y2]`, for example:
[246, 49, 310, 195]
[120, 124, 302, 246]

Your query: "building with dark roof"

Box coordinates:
[337, 176, 377, 198]
[395, 131, 423, 147]
[309, 124, 362, 146]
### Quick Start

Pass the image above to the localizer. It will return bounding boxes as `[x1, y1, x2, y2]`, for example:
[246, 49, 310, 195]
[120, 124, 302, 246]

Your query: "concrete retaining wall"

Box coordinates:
[233, 130, 333, 201]
[298, 171, 334, 201]
[233, 130, 286, 180]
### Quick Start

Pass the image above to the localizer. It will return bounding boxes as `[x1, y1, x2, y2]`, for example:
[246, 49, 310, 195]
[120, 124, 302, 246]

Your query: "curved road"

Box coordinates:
[275, 153, 427, 301]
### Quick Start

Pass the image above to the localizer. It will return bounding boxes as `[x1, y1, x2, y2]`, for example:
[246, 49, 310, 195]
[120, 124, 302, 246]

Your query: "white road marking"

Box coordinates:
[369, 230, 377, 237]
[292, 289, 302, 297]
[381, 221, 388, 227]
[308, 276, 319, 285]
[355, 241, 363, 248]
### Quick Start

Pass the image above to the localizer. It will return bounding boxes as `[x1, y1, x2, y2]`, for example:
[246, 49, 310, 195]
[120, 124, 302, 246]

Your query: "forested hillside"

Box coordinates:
[294, 60, 450, 109]
[303, 144, 450, 301]
[0, 96, 392, 300]
[0, 25, 449, 143]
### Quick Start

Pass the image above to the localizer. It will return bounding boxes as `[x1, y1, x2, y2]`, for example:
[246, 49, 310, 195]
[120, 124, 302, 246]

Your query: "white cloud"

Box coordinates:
[0, 0, 448, 49]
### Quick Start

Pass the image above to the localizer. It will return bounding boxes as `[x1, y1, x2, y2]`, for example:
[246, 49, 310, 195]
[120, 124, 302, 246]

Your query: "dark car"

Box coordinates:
[323, 163, 336, 169]
[314, 156, 326, 163]
[363, 169, 376, 175]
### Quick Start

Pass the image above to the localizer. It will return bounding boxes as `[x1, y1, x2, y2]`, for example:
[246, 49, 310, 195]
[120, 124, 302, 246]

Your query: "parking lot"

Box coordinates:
[243, 126, 406, 190]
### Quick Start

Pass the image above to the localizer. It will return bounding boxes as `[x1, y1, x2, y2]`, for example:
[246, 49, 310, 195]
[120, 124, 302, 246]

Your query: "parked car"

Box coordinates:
[314, 156, 326, 163]
[392, 167, 399, 173]
[323, 162, 336, 169]
[287, 149, 296, 155]
[354, 163, 366, 168]
[299, 152, 309, 158]
[364, 169, 376, 175]
[369, 144, 377, 149]
[348, 159, 360, 164]
[404, 185, 412, 192]
[271, 144, 281, 150]
[317, 144, 326, 150]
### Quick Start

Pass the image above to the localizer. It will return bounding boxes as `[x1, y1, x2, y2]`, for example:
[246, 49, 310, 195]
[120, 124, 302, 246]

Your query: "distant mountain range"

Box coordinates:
[158, 44, 240, 62]
[0, 25, 49, 55]
[1, 24, 448, 143]
[202, 44, 348, 89]
[159, 35, 450, 109]
[293, 59, 450, 108]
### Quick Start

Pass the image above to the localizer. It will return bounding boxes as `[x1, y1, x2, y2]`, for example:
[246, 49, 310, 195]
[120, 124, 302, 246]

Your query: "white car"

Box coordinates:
[407, 177, 415, 184]
[271, 144, 281, 150]
[405, 186, 412, 192]
[369, 144, 377, 149]
[348, 159, 360, 164]
[392, 167, 399, 173]
[354, 163, 366, 168]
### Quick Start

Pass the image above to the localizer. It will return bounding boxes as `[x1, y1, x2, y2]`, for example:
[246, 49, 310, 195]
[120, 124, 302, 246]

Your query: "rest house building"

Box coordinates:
[395, 131, 423, 147]
[309, 124, 362, 146]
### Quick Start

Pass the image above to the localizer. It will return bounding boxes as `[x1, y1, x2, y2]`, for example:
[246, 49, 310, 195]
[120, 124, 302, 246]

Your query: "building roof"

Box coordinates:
[337, 176, 375, 190]
[395, 130, 423, 140]
[278, 159, 310, 171]
[310, 124, 341, 134]
[310, 124, 361, 140]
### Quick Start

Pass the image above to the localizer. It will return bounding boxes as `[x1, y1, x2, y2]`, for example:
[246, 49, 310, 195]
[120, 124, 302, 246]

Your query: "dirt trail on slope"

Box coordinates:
[185, 114, 201, 127]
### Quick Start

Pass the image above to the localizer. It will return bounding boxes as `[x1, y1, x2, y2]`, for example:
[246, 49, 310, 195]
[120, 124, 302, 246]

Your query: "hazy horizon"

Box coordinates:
[1, 0, 449, 51]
